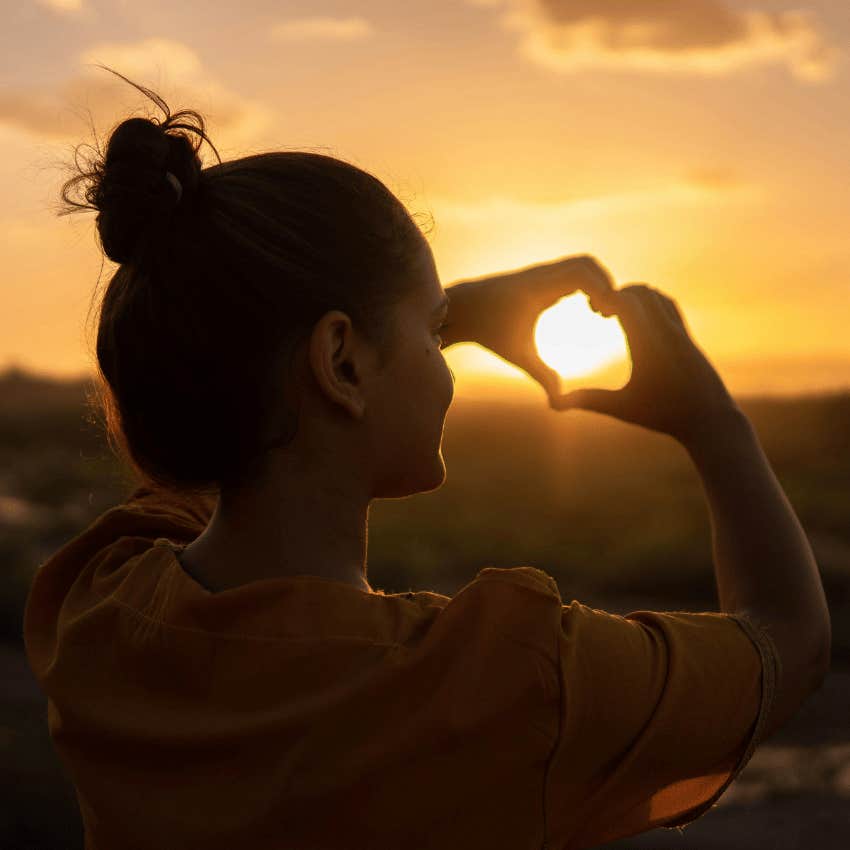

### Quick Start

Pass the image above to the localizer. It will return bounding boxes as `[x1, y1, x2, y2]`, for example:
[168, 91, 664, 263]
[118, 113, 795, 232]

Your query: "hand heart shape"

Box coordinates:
[534, 292, 629, 388]
[459, 255, 618, 405]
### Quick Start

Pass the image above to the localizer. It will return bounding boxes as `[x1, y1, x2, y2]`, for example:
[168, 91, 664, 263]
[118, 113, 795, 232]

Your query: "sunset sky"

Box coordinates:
[2, 0, 849, 401]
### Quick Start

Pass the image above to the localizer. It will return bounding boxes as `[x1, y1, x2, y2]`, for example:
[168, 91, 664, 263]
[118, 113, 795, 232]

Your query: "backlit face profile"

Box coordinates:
[365, 238, 456, 499]
[290, 235, 455, 503]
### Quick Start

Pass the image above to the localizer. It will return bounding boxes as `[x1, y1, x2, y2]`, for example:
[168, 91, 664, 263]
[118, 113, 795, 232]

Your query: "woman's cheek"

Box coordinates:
[441, 355, 455, 408]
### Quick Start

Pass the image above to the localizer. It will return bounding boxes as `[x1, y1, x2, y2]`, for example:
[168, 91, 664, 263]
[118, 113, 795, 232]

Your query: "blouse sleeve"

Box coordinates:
[545, 601, 782, 849]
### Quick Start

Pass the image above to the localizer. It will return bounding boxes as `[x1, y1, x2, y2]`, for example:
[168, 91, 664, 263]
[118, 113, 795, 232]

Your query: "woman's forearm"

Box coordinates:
[685, 408, 830, 641]
[684, 405, 832, 710]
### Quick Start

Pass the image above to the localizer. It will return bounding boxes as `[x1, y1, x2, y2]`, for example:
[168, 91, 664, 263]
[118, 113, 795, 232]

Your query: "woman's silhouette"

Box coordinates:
[23, 68, 830, 849]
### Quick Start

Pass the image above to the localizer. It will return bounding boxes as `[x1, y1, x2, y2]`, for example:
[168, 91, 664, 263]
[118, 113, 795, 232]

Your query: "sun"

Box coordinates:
[534, 292, 627, 379]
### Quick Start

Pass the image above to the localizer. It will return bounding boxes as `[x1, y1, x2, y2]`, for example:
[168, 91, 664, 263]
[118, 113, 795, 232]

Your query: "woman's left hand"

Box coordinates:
[446, 255, 616, 405]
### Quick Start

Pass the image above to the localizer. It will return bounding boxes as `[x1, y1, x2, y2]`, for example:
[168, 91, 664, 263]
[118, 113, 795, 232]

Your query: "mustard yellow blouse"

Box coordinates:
[23, 485, 780, 850]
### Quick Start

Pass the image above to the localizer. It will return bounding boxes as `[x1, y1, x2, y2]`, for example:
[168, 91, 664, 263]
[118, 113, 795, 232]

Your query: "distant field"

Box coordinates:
[1, 366, 848, 657]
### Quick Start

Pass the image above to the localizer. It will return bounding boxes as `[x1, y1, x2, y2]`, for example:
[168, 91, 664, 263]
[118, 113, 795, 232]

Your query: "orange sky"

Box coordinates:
[2, 0, 849, 400]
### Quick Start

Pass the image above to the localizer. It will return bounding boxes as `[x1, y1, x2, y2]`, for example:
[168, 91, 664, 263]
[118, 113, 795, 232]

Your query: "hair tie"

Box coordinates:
[164, 171, 183, 203]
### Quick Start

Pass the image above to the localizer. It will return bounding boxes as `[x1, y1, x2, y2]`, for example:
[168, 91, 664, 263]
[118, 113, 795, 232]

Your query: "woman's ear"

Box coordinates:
[308, 310, 367, 420]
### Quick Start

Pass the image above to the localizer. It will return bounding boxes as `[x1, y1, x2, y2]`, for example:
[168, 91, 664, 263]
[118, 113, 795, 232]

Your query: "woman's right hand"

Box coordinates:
[550, 283, 743, 446]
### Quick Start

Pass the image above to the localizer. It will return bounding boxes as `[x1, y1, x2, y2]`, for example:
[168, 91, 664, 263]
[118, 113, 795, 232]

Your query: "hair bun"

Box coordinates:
[94, 116, 203, 265]
[59, 70, 219, 266]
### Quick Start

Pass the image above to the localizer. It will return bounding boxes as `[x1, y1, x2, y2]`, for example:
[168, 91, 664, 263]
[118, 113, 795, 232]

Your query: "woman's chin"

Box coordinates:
[376, 457, 446, 499]
[420, 458, 447, 493]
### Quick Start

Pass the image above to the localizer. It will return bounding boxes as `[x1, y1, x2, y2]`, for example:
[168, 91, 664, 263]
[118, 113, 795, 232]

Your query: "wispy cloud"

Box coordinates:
[683, 166, 745, 191]
[424, 177, 761, 281]
[78, 38, 205, 80]
[432, 177, 757, 228]
[270, 16, 375, 42]
[37, 0, 85, 13]
[0, 38, 273, 144]
[470, 0, 839, 81]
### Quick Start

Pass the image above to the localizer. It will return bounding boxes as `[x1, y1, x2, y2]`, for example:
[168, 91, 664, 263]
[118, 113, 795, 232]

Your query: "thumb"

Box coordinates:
[520, 358, 562, 404]
[549, 387, 625, 417]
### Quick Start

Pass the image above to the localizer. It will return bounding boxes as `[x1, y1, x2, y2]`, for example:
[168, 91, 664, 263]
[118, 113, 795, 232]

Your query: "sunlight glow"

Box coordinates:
[534, 293, 627, 379]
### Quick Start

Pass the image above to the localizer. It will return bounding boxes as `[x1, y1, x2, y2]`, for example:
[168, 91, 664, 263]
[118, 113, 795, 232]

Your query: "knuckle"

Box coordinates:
[581, 255, 603, 274]
[620, 287, 644, 301]
[659, 291, 680, 310]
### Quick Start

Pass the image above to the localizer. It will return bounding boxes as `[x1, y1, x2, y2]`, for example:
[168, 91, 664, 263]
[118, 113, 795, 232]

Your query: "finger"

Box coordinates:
[603, 285, 656, 360]
[656, 292, 689, 334]
[644, 289, 694, 345]
[550, 387, 626, 418]
[517, 355, 562, 403]
[526, 254, 615, 302]
[596, 285, 685, 336]
[588, 290, 618, 316]
[640, 287, 681, 335]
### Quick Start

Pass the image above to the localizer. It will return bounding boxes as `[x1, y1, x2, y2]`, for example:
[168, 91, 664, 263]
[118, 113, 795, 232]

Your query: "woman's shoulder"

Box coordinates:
[385, 565, 561, 615]
[471, 565, 561, 598]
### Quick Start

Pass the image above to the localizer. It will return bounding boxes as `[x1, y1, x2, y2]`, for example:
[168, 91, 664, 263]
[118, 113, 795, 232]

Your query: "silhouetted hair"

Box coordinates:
[61, 68, 432, 495]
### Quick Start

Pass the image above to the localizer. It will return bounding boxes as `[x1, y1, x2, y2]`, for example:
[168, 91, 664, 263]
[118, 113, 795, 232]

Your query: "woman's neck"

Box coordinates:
[177, 462, 373, 594]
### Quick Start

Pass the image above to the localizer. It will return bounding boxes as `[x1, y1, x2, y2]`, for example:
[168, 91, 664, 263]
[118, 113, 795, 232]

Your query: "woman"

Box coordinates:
[23, 71, 830, 850]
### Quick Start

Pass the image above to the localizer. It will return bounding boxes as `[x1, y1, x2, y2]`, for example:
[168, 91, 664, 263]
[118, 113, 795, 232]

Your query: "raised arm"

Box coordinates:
[683, 406, 832, 741]
[552, 281, 832, 745]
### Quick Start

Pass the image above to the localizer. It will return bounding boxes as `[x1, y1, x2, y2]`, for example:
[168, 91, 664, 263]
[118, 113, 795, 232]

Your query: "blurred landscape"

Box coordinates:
[1, 366, 848, 848]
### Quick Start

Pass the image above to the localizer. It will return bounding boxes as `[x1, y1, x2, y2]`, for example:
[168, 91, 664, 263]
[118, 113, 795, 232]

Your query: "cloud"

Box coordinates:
[0, 38, 273, 144]
[470, 0, 840, 81]
[270, 16, 374, 42]
[37, 0, 85, 13]
[684, 166, 744, 190]
[0, 90, 69, 138]
[78, 38, 204, 80]
[432, 179, 755, 230]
